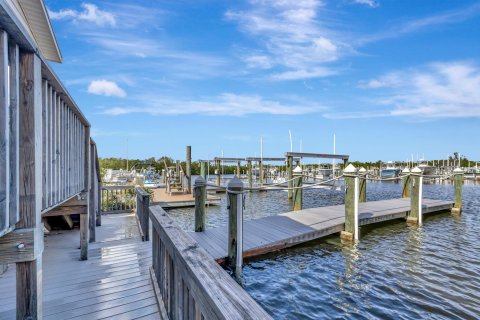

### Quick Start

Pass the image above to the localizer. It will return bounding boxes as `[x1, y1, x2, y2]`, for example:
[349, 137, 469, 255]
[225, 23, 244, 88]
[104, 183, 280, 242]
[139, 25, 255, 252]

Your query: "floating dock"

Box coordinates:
[151, 187, 221, 208]
[189, 198, 453, 261]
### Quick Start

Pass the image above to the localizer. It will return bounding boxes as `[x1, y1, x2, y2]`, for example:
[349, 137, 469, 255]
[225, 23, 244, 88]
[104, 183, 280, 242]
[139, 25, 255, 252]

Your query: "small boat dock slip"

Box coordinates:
[151, 188, 221, 208]
[189, 198, 453, 261]
[0, 214, 161, 320]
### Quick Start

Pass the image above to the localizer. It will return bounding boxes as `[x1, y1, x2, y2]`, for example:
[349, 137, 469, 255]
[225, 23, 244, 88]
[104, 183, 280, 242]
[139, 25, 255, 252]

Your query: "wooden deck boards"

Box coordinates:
[189, 198, 453, 261]
[0, 213, 161, 320]
[151, 187, 221, 208]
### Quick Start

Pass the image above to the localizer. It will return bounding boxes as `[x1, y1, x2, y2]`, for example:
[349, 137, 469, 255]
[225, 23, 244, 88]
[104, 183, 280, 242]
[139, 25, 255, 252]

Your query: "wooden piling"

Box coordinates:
[227, 177, 244, 280]
[408, 167, 423, 225]
[200, 161, 207, 180]
[216, 160, 221, 186]
[287, 156, 293, 199]
[451, 167, 464, 215]
[186, 146, 192, 194]
[293, 166, 303, 211]
[358, 167, 367, 203]
[247, 160, 252, 190]
[401, 168, 411, 198]
[194, 176, 206, 232]
[341, 164, 359, 241]
[259, 160, 264, 186]
[237, 161, 241, 178]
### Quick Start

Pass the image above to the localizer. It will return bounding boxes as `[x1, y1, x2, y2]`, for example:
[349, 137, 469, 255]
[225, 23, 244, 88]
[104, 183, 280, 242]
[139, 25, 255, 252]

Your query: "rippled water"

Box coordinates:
[167, 178, 480, 319]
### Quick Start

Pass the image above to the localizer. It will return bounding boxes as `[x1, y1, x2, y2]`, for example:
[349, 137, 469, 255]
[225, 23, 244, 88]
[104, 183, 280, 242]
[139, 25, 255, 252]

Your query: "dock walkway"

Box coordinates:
[189, 198, 453, 261]
[0, 214, 160, 320]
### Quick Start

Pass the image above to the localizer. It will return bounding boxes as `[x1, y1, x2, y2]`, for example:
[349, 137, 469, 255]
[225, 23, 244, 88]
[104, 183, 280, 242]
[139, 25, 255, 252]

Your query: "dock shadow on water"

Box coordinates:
[168, 182, 480, 319]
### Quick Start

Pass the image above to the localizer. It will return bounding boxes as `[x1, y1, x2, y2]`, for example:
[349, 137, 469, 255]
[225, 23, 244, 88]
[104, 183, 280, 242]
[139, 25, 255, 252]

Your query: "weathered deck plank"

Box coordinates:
[189, 198, 453, 261]
[0, 213, 161, 319]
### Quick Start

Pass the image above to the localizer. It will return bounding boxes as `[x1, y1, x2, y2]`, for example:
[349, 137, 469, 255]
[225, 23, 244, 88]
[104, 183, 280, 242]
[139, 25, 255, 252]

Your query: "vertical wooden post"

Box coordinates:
[401, 168, 411, 198]
[341, 164, 359, 242]
[186, 146, 191, 194]
[227, 176, 244, 280]
[216, 160, 221, 186]
[16, 50, 43, 320]
[142, 192, 150, 241]
[287, 156, 293, 199]
[236, 161, 241, 178]
[259, 160, 263, 186]
[194, 176, 206, 232]
[293, 166, 303, 211]
[408, 167, 423, 225]
[358, 167, 367, 203]
[80, 125, 90, 260]
[200, 161, 206, 180]
[451, 168, 464, 215]
[247, 160, 252, 190]
[0, 31, 9, 235]
[89, 140, 95, 243]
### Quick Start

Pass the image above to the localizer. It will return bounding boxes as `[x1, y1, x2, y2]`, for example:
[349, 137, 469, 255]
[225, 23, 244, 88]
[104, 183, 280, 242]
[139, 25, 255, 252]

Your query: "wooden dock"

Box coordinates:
[151, 188, 221, 208]
[0, 213, 161, 320]
[189, 198, 453, 261]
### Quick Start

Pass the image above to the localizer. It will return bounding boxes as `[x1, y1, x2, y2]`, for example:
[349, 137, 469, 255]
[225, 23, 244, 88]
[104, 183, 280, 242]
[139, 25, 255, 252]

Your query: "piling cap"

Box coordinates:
[227, 176, 244, 192]
[293, 165, 303, 174]
[359, 167, 367, 173]
[453, 167, 464, 174]
[343, 164, 357, 174]
[402, 168, 410, 174]
[194, 176, 206, 187]
[411, 167, 422, 174]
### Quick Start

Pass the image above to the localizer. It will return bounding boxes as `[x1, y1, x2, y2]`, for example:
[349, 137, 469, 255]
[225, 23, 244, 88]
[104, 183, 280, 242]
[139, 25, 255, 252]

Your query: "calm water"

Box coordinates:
[167, 178, 480, 319]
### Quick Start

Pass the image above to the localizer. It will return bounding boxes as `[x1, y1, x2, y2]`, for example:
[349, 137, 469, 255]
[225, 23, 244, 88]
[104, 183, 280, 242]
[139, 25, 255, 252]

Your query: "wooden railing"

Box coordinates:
[150, 205, 272, 319]
[135, 187, 150, 241]
[101, 185, 136, 213]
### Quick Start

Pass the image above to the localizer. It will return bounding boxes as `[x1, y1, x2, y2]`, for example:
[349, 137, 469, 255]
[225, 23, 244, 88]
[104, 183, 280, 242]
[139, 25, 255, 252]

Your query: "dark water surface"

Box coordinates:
[167, 179, 480, 319]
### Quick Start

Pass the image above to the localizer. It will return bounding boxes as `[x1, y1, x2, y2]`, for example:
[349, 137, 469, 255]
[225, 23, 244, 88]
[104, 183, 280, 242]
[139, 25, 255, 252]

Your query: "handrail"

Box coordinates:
[150, 205, 272, 319]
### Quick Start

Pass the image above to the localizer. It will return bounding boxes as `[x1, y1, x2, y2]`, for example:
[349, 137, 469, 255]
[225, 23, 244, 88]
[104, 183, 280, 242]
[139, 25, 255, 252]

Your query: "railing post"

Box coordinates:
[358, 167, 367, 203]
[186, 145, 192, 194]
[401, 168, 411, 198]
[451, 167, 464, 215]
[341, 164, 359, 242]
[227, 176, 244, 280]
[247, 160, 253, 190]
[287, 156, 293, 199]
[408, 167, 423, 225]
[293, 166, 303, 211]
[194, 176, 206, 232]
[142, 192, 150, 241]
[200, 161, 207, 180]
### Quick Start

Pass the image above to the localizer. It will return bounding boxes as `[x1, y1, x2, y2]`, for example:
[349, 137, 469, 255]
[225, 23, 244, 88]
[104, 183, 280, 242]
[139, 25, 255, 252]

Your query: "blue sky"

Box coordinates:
[45, 0, 480, 162]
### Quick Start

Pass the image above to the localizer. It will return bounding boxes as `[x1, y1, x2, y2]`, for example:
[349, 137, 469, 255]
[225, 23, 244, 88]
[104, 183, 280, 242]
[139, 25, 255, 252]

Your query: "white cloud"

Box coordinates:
[352, 0, 378, 8]
[226, 0, 347, 80]
[357, 61, 480, 118]
[48, 3, 116, 27]
[359, 2, 480, 44]
[100, 93, 324, 116]
[88, 80, 126, 98]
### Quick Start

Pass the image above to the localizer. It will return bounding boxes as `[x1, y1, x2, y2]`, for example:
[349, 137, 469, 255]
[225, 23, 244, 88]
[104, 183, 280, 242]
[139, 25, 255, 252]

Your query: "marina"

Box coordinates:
[0, 1, 479, 320]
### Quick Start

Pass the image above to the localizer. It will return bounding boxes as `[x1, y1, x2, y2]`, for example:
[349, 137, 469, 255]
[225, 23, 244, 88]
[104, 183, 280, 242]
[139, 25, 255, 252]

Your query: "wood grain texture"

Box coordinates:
[16, 50, 43, 320]
[190, 198, 453, 261]
[150, 205, 272, 319]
